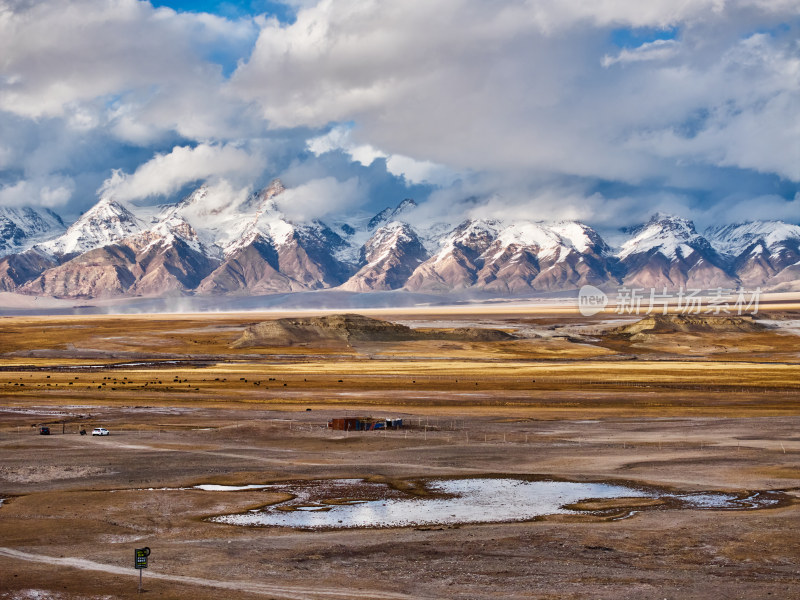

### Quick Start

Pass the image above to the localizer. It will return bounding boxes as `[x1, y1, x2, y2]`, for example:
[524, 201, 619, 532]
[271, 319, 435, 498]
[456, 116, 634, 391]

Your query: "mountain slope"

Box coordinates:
[405, 219, 617, 293]
[0, 249, 59, 292]
[23, 231, 220, 299]
[474, 221, 617, 292]
[196, 236, 295, 294]
[618, 214, 736, 289]
[127, 233, 219, 297]
[405, 220, 501, 292]
[198, 224, 351, 295]
[193, 182, 352, 294]
[340, 221, 428, 291]
[23, 244, 138, 298]
[706, 221, 800, 286]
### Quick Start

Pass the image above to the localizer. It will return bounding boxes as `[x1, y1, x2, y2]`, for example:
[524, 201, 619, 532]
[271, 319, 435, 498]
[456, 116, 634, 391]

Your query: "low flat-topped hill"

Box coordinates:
[233, 313, 515, 347]
[611, 314, 767, 337]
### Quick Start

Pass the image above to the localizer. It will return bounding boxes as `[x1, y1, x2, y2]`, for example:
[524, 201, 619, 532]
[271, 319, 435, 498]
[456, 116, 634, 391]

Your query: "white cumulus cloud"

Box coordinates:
[274, 176, 365, 221]
[602, 39, 680, 67]
[99, 143, 265, 201]
[307, 125, 457, 185]
[0, 176, 75, 208]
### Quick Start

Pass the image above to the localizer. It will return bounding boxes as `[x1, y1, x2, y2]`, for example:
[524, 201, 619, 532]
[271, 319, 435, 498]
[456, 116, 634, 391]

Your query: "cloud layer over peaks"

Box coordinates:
[0, 0, 797, 229]
[99, 143, 265, 202]
[232, 0, 800, 184]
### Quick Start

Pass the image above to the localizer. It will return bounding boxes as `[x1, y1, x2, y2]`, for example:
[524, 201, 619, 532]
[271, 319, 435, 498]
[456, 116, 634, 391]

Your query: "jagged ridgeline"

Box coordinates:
[1, 182, 799, 298]
[233, 313, 515, 347]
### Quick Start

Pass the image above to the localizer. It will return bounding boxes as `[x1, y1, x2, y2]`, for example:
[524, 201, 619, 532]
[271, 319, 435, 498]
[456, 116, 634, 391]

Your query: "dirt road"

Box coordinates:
[0, 547, 428, 600]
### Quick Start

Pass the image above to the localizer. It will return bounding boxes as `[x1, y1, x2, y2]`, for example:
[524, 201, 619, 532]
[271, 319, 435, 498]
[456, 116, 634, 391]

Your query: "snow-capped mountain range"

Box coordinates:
[1, 181, 799, 299]
[0, 206, 65, 255]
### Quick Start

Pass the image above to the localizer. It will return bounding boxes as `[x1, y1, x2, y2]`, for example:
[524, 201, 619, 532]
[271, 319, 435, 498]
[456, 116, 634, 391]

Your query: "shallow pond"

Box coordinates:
[206, 478, 788, 529]
[210, 478, 649, 529]
[669, 491, 783, 510]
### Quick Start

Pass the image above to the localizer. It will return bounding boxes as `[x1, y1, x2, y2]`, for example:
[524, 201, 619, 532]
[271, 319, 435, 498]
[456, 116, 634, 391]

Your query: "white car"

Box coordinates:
[92, 427, 109, 436]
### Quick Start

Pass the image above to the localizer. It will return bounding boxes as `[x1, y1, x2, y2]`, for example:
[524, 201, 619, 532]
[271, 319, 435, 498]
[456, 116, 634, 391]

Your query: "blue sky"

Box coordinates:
[0, 0, 798, 228]
[151, 0, 295, 21]
[611, 26, 679, 48]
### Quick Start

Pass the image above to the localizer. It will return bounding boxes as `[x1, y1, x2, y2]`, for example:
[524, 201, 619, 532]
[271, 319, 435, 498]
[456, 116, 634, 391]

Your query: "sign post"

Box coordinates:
[134, 547, 150, 593]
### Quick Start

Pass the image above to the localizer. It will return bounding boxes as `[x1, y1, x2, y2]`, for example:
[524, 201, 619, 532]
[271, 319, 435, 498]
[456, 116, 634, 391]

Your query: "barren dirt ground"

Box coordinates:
[0, 309, 798, 599]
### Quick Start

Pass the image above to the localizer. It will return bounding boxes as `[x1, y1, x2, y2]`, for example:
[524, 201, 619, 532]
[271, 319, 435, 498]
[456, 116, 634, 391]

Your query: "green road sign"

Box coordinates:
[134, 547, 150, 569]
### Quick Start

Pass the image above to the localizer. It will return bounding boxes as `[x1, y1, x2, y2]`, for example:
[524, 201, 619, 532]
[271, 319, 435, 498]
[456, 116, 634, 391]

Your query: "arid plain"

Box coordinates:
[0, 304, 799, 599]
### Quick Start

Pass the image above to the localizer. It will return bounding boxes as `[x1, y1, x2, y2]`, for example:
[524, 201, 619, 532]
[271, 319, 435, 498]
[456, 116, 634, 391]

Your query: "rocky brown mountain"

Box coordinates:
[0, 249, 58, 292]
[22, 233, 218, 299]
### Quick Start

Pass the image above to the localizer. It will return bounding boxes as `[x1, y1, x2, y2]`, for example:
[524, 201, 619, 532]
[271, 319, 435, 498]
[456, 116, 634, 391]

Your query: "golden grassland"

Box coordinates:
[0, 307, 799, 599]
[0, 309, 798, 420]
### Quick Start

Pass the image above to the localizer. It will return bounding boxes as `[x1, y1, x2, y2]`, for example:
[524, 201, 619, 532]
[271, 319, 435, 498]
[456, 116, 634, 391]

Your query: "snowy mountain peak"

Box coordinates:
[38, 197, 143, 257]
[237, 179, 286, 216]
[452, 219, 502, 242]
[358, 221, 419, 267]
[647, 212, 697, 234]
[367, 208, 393, 230]
[550, 220, 610, 255]
[484, 220, 606, 264]
[366, 221, 417, 255]
[367, 198, 418, 230]
[264, 178, 286, 198]
[705, 220, 800, 256]
[618, 213, 701, 260]
[0, 206, 65, 256]
[395, 198, 417, 212]
[132, 214, 205, 255]
[182, 185, 209, 206]
[340, 220, 428, 292]
[83, 196, 139, 224]
[0, 206, 64, 233]
[493, 222, 561, 255]
[430, 218, 501, 264]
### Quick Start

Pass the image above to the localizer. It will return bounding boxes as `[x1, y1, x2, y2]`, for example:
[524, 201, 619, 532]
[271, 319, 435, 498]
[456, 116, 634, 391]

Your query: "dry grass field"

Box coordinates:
[0, 306, 798, 599]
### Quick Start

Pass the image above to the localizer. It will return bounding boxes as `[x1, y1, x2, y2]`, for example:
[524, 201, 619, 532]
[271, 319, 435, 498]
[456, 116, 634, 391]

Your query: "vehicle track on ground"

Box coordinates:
[0, 547, 431, 600]
[49, 436, 484, 473]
